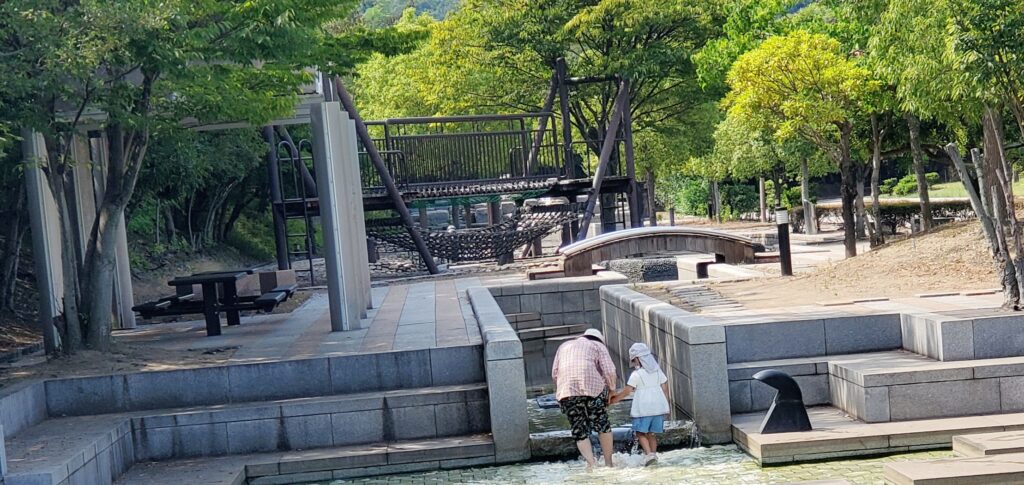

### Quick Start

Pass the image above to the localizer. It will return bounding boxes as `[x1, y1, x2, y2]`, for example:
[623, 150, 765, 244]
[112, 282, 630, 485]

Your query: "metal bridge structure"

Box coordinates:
[262, 60, 643, 277]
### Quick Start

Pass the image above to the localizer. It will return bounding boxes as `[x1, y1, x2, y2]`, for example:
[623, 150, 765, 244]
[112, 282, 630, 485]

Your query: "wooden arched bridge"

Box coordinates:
[557, 227, 763, 277]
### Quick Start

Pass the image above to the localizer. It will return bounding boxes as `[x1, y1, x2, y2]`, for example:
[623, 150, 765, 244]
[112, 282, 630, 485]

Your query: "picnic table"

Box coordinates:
[133, 269, 298, 337]
[168, 270, 252, 336]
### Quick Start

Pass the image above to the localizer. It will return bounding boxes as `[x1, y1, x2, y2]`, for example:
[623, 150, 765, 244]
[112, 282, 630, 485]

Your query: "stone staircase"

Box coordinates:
[0, 346, 495, 485]
[885, 430, 1024, 484]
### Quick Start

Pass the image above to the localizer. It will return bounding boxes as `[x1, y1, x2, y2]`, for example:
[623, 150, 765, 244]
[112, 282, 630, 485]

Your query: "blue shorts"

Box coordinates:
[632, 415, 665, 433]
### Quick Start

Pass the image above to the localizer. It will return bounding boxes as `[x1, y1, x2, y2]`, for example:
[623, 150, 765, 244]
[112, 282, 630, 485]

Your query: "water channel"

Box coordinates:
[316, 335, 954, 484]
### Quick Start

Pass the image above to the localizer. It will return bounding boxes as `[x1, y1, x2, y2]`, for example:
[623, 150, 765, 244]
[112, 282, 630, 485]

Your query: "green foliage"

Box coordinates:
[675, 177, 710, 217]
[880, 178, 899, 195]
[890, 172, 941, 196]
[725, 30, 879, 146]
[361, 0, 460, 27]
[224, 215, 278, 263]
[720, 183, 758, 218]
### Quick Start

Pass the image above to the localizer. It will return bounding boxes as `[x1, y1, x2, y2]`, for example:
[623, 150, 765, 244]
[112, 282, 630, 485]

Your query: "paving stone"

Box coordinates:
[388, 406, 436, 441]
[331, 409, 385, 446]
[888, 378, 1000, 421]
[725, 320, 826, 363]
[378, 350, 433, 390]
[46, 375, 128, 416]
[953, 430, 1024, 457]
[227, 358, 330, 402]
[226, 419, 282, 454]
[823, 314, 901, 355]
[126, 366, 231, 411]
[972, 315, 1024, 359]
[330, 354, 384, 394]
[429, 346, 484, 386]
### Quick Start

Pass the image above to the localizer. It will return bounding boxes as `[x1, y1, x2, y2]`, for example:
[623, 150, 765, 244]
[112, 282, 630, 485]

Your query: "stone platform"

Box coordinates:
[732, 407, 1024, 465]
[0, 277, 532, 485]
[115, 279, 487, 361]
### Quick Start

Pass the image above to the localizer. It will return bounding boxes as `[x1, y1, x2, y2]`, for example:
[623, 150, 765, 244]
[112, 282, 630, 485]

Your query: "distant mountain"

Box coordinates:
[360, 0, 460, 26]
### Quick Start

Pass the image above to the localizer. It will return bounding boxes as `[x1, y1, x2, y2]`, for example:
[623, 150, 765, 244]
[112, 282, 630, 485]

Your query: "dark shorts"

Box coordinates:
[559, 390, 611, 441]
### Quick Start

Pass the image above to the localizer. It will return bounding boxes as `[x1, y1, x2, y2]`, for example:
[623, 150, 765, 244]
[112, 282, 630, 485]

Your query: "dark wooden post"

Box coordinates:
[577, 80, 630, 241]
[556, 58, 574, 179]
[622, 94, 641, 228]
[262, 126, 290, 270]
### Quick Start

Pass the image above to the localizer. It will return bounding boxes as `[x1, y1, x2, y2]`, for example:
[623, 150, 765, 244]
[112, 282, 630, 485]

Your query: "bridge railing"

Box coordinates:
[358, 113, 563, 190]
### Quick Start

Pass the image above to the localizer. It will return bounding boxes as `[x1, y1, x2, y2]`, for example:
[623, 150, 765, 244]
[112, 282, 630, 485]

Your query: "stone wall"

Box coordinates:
[487, 272, 628, 328]
[467, 287, 530, 463]
[599, 285, 732, 444]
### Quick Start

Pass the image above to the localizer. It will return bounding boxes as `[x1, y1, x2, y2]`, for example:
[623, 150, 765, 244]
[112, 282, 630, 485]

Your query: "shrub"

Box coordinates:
[721, 183, 758, 219]
[792, 199, 976, 234]
[880, 178, 898, 194]
[890, 172, 942, 196]
[678, 178, 710, 217]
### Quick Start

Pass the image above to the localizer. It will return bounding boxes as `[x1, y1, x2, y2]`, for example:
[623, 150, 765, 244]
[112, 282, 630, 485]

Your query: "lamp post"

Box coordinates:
[776, 207, 793, 276]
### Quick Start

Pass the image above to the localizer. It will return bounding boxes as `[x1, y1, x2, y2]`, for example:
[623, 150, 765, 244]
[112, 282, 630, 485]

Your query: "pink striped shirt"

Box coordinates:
[551, 337, 617, 400]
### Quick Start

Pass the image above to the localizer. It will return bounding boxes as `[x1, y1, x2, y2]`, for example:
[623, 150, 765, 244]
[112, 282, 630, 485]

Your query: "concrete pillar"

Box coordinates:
[22, 130, 62, 353]
[311, 102, 372, 330]
[418, 206, 429, 229]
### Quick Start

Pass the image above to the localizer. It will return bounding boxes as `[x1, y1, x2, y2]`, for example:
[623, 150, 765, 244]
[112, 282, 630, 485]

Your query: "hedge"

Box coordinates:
[791, 199, 975, 234]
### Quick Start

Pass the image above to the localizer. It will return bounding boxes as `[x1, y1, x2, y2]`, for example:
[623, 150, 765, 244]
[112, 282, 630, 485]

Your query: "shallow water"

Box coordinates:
[325, 445, 954, 484]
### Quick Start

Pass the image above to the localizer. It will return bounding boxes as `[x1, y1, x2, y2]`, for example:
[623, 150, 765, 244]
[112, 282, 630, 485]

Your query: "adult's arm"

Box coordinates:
[596, 346, 617, 390]
[551, 346, 561, 385]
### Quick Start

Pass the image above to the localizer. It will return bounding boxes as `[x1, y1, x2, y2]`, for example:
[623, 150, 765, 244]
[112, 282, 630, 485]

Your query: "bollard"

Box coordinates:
[669, 207, 676, 226]
[776, 207, 793, 276]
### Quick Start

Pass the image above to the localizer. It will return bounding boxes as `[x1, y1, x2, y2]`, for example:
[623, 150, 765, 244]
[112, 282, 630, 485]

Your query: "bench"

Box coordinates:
[132, 271, 298, 334]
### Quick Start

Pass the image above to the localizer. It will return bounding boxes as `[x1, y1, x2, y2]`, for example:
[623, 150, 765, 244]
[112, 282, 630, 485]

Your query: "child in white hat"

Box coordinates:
[610, 342, 670, 466]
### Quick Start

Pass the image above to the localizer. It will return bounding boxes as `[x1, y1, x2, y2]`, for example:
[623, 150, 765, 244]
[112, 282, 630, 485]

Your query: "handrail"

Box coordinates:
[558, 226, 757, 256]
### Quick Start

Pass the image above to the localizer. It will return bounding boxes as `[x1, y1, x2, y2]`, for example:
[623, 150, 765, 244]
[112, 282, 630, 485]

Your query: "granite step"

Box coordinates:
[828, 352, 1024, 422]
[5, 383, 489, 485]
[516, 324, 588, 341]
[953, 430, 1024, 457]
[883, 451, 1024, 484]
[116, 434, 495, 485]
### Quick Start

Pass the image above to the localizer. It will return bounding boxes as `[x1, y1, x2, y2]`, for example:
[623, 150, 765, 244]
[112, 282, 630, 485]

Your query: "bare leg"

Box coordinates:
[641, 433, 655, 455]
[598, 432, 614, 467]
[649, 433, 658, 454]
[635, 433, 649, 455]
[575, 438, 597, 469]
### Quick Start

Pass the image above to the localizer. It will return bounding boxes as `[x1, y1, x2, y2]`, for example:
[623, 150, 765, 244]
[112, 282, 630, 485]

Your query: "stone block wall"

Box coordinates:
[467, 287, 530, 463]
[44, 347, 485, 417]
[487, 272, 628, 329]
[902, 312, 1024, 361]
[599, 285, 732, 444]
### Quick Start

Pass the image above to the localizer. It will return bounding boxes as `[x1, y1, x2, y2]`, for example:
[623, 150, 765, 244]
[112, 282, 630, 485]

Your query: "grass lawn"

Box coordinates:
[881, 180, 1024, 199]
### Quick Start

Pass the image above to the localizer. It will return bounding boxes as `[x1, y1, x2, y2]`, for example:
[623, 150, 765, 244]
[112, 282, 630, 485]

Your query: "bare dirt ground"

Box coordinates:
[712, 221, 997, 309]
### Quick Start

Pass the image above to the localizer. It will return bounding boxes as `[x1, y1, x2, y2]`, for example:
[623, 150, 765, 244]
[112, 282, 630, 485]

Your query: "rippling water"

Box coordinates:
[326, 445, 954, 484]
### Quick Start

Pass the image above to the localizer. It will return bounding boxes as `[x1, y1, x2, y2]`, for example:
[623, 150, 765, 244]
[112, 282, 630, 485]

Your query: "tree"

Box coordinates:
[725, 30, 879, 256]
[0, 0, 370, 353]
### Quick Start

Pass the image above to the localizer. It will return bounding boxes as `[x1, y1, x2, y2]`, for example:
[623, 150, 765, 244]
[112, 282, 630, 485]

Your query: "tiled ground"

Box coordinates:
[115, 278, 488, 363]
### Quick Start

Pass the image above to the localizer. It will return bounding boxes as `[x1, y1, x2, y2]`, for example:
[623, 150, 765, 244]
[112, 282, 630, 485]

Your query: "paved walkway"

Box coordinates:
[115, 278, 486, 363]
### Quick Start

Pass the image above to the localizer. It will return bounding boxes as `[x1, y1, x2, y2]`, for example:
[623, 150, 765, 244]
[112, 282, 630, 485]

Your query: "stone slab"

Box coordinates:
[733, 407, 1024, 465]
[724, 320, 826, 363]
[953, 430, 1024, 457]
[884, 452, 1024, 485]
[888, 378, 1001, 421]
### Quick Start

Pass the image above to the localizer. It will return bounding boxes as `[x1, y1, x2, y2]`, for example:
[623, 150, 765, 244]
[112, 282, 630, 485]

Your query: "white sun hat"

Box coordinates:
[582, 328, 605, 343]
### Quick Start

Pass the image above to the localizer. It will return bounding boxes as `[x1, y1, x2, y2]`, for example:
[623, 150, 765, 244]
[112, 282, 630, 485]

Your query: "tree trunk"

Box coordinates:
[44, 163, 85, 353]
[84, 201, 122, 351]
[870, 114, 884, 245]
[799, 159, 817, 235]
[222, 195, 251, 241]
[0, 184, 27, 310]
[905, 112, 932, 232]
[838, 123, 858, 257]
[855, 164, 867, 239]
[646, 168, 657, 226]
[983, 105, 1024, 308]
[759, 178, 767, 223]
[162, 204, 177, 241]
